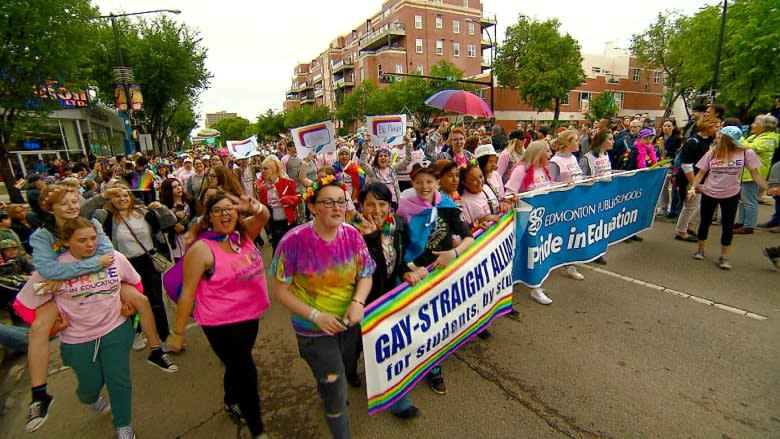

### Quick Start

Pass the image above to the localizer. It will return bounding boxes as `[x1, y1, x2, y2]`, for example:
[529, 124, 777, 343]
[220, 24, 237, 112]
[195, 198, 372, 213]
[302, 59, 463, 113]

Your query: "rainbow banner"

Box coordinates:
[226, 136, 260, 159]
[366, 114, 406, 148]
[362, 211, 516, 414]
[291, 120, 337, 156]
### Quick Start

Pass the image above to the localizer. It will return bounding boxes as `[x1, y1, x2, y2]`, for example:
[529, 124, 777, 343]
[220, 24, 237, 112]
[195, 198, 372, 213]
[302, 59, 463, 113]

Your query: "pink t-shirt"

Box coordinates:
[460, 191, 491, 225]
[505, 164, 552, 194]
[17, 251, 139, 344]
[696, 149, 760, 199]
[486, 171, 505, 198]
[194, 237, 270, 326]
[549, 154, 583, 183]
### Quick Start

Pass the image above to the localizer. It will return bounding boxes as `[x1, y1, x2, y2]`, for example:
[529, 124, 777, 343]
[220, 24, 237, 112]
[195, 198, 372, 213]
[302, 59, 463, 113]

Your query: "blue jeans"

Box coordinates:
[766, 195, 780, 226]
[0, 324, 29, 352]
[738, 182, 759, 228]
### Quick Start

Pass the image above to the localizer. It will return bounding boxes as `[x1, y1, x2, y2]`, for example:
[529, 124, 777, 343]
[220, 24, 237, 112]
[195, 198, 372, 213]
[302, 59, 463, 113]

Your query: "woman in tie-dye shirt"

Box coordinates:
[271, 174, 374, 439]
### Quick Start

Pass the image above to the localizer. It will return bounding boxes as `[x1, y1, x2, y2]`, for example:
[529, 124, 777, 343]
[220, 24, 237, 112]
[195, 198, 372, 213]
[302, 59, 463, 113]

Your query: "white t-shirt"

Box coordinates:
[696, 149, 761, 199]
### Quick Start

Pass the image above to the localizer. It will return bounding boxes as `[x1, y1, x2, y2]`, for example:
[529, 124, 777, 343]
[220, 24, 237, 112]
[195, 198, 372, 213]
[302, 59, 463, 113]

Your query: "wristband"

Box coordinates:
[352, 299, 365, 306]
[453, 248, 460, 258]
[309, 309, 319, 322]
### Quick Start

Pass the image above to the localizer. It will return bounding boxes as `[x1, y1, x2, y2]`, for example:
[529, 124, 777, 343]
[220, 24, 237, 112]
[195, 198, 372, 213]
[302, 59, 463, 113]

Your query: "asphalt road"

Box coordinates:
[1, 205, 778, 438]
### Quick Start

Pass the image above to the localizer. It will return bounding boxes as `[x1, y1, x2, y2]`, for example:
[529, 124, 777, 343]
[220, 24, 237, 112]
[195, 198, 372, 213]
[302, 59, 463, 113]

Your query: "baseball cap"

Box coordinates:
[410, 161, 436, 179]
[183, 157, 193, 163]
[474, 144, 497, 159]
[720, 126, 744, 147]
[0, 239, 18, 249]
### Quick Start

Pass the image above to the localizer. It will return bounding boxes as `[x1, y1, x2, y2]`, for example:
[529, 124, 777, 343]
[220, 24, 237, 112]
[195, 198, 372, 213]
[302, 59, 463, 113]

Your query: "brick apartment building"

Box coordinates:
[284, 0, 495, 111]
[283, 1, 666, 130]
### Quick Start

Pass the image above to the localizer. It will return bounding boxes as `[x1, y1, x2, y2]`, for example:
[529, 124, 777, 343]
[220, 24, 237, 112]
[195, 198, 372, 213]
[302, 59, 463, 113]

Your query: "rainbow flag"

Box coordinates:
[362, 211, 516, 414]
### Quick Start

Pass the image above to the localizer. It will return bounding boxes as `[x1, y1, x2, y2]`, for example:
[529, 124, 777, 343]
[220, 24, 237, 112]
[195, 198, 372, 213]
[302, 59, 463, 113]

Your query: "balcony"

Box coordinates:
[314, 88, 324, 98]
[358, 45, 406, 58]
[331, 59, 354, 74]
[312, 74, 323, 83]
[481, 14, 496, 27]
[301, 82, 314, 91]
[359, 22, 405, 51]
[481, 58, 491, 70]
[301, 95, 315, 104]
[334, 77, 355, 88]
[481, 38, 494, 49]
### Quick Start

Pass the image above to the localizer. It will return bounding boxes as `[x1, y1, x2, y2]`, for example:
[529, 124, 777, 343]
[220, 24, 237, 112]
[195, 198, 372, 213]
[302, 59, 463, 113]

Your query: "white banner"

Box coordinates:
[291, 120, 337, 156]
[366, 115, 407, 148]
[226, 136, 260, 159]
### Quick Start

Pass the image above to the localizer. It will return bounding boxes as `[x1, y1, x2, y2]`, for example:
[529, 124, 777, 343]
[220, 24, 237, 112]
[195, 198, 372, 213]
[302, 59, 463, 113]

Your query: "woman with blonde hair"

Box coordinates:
[691, 126, 768, 269]
[497, 131, 526, 183]
[549, 130, 586, 280]
[257, 156, 301, 250]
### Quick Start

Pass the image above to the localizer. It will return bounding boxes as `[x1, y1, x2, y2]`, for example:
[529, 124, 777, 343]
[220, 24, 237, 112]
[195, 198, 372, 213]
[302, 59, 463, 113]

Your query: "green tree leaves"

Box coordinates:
[494, 15, 584, 124]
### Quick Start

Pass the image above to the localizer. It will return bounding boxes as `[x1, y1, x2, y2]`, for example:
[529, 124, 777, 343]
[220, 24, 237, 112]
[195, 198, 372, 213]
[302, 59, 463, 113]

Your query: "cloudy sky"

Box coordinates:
[92, 0, 713, 127]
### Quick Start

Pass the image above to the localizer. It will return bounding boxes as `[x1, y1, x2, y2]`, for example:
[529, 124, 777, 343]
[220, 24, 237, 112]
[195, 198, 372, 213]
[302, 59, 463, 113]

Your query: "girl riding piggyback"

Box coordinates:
[634, 128, 658, 169]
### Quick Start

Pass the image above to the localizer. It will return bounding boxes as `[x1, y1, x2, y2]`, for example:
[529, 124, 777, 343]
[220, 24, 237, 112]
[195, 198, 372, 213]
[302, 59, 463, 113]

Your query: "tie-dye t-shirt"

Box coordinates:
[271, 222, 376, 336]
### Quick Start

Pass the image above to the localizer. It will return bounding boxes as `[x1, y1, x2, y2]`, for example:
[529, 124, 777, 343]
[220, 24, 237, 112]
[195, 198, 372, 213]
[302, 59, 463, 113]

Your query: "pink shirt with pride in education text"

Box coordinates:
[696, 149, 761, 199]
[505, 163, 553, 195]
[16, 251, 139, 344]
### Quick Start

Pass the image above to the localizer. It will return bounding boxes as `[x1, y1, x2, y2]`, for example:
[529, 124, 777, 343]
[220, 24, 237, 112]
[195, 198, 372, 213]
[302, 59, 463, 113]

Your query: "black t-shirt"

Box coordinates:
[411, 207, 473, 268]
[679, 134, 713, 173]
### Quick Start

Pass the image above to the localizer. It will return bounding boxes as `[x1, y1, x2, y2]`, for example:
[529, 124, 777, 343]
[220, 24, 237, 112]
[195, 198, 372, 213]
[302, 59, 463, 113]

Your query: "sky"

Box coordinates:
[91, 0, 713, 128]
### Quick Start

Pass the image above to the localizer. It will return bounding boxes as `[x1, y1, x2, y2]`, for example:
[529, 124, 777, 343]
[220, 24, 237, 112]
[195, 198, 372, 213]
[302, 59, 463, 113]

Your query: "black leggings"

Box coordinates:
[202, 319, 264, 435]
[268, 219, 295, 251]
[129, 254, 169, 339]
[698, 193, 740, 246]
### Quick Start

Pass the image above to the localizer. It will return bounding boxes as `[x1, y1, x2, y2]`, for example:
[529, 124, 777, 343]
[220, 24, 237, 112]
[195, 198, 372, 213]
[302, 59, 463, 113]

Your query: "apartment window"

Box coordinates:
[468, 21, 475, 35]
[579, 92, 592, 111]
[560, 94, 570, 106]
[377, 64, 382, 78]
[467, 44, 476, 57]
[453, 20, 460, 34]
[395, 63, 403, 74]
[417, 65, 424, 75]
[415, 14, 422, 29]
[415, 38, 423, 54]
[435, 16, 442, 29]
[591, 66, 601, 75]
[632, 68, 641, 82]
[436, 40, 444, 55]
[453, 42, 461, 57]
[654, 71, 662, 84]
[614, 91, 624, 109]
[463, 0, 469, 6]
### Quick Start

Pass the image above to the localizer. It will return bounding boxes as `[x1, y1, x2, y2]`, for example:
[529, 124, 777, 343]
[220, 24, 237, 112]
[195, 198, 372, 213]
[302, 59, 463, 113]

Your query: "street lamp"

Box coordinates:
[711, 0, 727, 103]
[98, 9, 181, 154]
[480, 17, 498, 114]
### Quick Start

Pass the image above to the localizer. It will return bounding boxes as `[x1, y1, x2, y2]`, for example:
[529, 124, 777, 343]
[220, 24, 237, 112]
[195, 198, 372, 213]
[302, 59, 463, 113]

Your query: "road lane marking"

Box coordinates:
[580, 265, 768, 320]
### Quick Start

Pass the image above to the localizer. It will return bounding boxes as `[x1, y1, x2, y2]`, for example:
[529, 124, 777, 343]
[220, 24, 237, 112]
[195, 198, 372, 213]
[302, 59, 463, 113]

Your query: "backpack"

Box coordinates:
[672, 137, 699, 171]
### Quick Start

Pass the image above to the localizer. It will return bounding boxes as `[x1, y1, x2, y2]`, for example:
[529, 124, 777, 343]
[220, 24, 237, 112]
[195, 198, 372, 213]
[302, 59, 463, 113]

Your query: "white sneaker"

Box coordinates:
[132, 333, 147, 351]
[530, 288, 552, 305]
[562, 265, 584, 280]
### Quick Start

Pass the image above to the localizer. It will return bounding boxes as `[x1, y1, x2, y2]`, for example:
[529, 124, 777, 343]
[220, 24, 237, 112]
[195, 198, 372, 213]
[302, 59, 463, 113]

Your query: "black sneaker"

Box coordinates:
[147, 351, 180, 373]
[507, 308, 520, 318]
[629, 235, 644, 242]
[224, 403, 246, 424]
[25, 395, 53, 432]
[392, 405, 420, 419]
[346, 374, 362, 388]
[477, 329, 491, 339]
[762, 247, 780, 269]
[428, 370, 447, 395]
[593, 256, 607, 265]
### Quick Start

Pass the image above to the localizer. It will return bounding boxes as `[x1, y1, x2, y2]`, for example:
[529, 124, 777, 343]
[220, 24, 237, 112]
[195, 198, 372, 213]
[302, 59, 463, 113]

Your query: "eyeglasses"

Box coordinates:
[210, 207, 235, 216]
[316, 198, 348, 208]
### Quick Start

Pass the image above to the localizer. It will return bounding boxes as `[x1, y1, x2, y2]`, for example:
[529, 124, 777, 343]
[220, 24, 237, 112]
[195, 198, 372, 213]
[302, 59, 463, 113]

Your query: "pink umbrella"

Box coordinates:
[425, 89, 493, 117]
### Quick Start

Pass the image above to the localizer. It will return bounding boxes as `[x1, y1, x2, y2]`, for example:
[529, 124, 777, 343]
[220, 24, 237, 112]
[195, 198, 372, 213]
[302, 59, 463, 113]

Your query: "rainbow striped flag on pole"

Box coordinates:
[362, 211, 516, 414]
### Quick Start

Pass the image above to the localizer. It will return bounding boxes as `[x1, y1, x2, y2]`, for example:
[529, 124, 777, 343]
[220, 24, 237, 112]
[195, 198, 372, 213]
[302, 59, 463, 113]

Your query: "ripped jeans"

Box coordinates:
[296, 326, 360, 439]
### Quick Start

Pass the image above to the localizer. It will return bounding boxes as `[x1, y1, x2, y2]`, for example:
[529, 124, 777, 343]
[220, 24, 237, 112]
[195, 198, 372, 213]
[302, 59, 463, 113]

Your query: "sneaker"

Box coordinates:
[147, 351, 180, 373]
[115, 425, 136, 439]
[717, 256, 732, 270]
[346, 373, 361, 388]
[762, 247, 780, 269]
[769, 226, 780, 233]
[733, 226, 754, 235]
[629, 235, 644, 242]
[477, 329, 492, 339]
[427, 369, 447, 395]
[392, 405, 420, 419]
[593, 256, 607, 265]
[693, 249, 705, 260]
[133, 333, 147, 351]
[224, 403, 246, 424]
[562, 265, 584, 280]
[530, 288, 552, 305]
[25, 395, 53, 432]
[89, 395, 111, 414]
[507, 307, 520, 318]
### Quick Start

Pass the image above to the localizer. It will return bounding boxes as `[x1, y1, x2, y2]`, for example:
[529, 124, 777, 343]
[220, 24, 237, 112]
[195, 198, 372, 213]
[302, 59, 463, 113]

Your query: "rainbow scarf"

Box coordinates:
[130, 170, 155, 191]
[332, 160, 365, 198]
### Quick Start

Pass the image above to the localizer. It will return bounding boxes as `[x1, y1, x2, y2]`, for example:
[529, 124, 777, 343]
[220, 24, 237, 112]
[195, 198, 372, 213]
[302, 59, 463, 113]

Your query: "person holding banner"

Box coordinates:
[476, 143, 507, 200]
[505, 141, 557, 304]
[341, 183, 421, 419]
[549, 130, 587, 281]
[271, 175, 375, 439]
[396, 163, 475, 394]
[690, 126, 768, 269]
[579, 129, 614, 265]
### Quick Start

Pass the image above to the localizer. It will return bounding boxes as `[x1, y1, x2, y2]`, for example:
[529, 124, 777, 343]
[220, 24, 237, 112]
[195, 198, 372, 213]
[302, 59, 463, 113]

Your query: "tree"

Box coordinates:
[284, 105, 331, 130]
[630, 10, 686, 118]
[335, 81, 381, 127]
[91, 15, 211, 152]
[584, 92, 620, 121]
[252, 109, 286, 141]
[0, 0, 100, 202]
[386, 74, 440, 127]
[165, 100, 198, 150]
[211, 116, 251, 141]
[494, 15, 584, 125]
